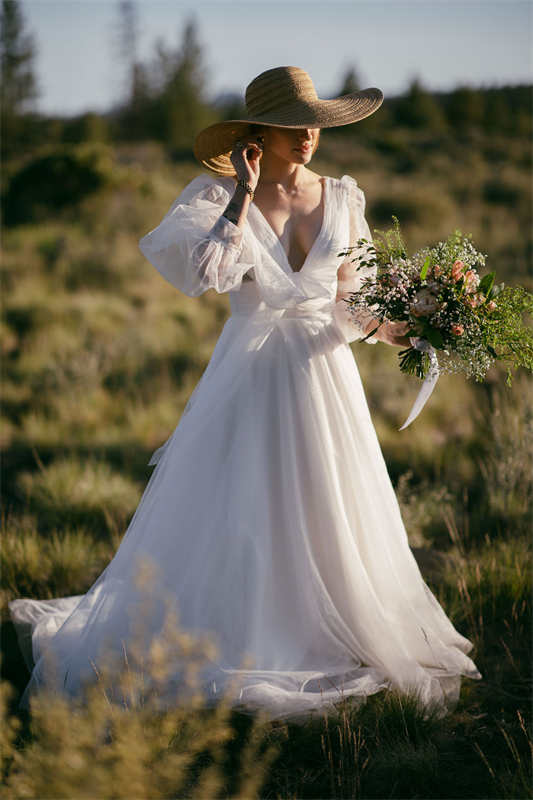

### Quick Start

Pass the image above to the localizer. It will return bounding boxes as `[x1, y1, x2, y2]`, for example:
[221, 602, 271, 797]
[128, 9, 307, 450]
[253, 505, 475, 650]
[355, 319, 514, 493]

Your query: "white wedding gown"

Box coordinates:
[9, 173, 481, 722]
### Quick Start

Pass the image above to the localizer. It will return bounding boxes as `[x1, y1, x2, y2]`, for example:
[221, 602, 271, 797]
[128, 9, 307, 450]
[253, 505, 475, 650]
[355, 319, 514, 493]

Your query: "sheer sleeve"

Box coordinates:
[138, 174, 255, 296]
[334, 175, 379, 344]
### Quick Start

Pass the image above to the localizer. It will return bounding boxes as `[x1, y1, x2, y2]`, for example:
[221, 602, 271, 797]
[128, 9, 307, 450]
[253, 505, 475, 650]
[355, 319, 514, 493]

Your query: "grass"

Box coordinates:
[1, 133, 531, 797]
[1, 515, 119, 611]
[1, 526, 530, 798]
[16, 457, 142, 532]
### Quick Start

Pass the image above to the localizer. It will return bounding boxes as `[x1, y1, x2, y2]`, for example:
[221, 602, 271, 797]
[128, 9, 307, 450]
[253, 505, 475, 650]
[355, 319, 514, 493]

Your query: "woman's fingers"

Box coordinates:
[231, 138, 263, 185]
[234, 139, 263, 157]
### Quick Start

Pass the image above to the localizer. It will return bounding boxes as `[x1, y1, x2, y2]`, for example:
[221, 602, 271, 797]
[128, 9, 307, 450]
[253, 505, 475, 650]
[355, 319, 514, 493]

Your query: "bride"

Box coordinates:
[10, 66, 481, 722]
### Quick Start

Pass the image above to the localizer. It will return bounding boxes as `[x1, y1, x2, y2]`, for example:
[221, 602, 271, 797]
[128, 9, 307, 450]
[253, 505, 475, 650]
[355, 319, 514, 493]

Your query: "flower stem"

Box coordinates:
[398, 347, 429, 379]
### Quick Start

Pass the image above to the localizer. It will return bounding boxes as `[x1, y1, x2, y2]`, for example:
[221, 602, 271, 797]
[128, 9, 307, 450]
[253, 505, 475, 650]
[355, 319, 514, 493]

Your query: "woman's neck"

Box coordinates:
[257, 160, 309, 191]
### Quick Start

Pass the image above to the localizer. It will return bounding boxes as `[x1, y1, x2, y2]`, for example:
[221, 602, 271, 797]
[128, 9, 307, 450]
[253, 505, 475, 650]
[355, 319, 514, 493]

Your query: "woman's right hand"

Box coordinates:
[230, 136, 263, 190]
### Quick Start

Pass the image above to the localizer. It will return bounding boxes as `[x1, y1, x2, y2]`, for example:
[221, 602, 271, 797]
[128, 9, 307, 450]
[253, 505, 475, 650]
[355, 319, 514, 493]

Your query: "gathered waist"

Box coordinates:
[229, 280, 335, 323]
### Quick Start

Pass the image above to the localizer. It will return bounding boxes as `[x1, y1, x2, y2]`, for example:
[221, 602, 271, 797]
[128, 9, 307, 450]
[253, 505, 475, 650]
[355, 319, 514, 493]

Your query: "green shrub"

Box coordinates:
[3, 143, 148, 226]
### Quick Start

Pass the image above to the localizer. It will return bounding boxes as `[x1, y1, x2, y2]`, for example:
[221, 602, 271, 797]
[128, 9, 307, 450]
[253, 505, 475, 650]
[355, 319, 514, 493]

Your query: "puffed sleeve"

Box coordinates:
[334, 175, 379, 344]
[138, 174, 255, 296]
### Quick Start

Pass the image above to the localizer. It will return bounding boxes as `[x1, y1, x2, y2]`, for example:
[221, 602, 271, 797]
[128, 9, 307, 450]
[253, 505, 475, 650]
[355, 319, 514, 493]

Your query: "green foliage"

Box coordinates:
[3, 143, 150, 227]
[0, 0, 37, 116]
[0, 0, 39, 160]
[483, 286, 533, 382]
[395, 79, 449, 132]
[446, 86, 486, 128]
[114, 19, 217, 149]
[61, 112, 110, 145]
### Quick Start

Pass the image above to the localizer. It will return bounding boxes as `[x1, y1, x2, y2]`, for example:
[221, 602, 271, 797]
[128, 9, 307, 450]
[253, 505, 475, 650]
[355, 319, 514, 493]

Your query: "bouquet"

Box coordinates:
[340, 220, 533, 427]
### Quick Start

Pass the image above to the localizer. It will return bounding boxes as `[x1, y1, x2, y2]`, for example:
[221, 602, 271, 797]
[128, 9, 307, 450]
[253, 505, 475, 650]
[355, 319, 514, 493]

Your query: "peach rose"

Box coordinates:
[464, 270, 480, 293]
[451, 324, 464, 336]
[451, 260, 465, 281]
[487, 300, 497, 311]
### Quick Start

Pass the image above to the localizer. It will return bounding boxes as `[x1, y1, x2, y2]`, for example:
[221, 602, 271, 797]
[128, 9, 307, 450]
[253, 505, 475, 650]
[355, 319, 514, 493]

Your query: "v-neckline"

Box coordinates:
[250, 176, 328, 275]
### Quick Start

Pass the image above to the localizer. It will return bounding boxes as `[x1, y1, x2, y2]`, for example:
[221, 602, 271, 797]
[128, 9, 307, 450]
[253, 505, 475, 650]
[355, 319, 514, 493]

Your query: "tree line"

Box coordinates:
[1, 0, 531, 162]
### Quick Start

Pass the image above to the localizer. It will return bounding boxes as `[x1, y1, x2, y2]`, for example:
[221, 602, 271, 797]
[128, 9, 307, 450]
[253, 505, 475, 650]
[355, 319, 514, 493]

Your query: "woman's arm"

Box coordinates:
[335, 175, 414, 348]
[139, 175, 257, 297]
[220, 134, 263, 229]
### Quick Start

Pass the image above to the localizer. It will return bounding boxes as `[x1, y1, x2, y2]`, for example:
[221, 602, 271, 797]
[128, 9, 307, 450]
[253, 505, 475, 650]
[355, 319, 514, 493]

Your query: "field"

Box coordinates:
[1, 127, 532, 798]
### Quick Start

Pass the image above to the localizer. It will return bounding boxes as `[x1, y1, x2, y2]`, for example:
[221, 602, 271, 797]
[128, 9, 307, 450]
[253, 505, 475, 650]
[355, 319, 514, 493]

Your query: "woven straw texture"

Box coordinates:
[193, 66, 384, 175]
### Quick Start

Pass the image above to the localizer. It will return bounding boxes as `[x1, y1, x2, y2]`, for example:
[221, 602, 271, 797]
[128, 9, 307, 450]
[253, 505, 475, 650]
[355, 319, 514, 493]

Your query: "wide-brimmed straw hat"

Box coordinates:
[193, 66, 384, 175]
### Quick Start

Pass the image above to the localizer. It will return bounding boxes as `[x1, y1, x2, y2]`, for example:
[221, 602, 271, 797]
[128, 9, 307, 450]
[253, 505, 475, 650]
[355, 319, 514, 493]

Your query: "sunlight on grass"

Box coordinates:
[1, 515, 119, 611]
[2, 139, 531, 798]
[17, 459, 141, 531]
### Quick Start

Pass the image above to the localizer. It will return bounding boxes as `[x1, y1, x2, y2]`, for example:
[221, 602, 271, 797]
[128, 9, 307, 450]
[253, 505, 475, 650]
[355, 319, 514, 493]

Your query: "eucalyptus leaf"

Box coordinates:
[425, 328, 445, 350]
[479, 271, 495, 296]
[420, 255, 431, 281]
[489, 282, 505, 300]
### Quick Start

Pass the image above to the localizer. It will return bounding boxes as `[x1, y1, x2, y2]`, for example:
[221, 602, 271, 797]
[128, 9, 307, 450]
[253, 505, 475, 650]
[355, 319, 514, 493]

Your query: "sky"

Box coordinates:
[22, 0, 533, 117]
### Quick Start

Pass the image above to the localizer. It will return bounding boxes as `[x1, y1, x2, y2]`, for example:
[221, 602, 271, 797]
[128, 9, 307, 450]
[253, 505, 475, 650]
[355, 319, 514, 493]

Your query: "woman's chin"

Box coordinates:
[291, 151, 313, 164]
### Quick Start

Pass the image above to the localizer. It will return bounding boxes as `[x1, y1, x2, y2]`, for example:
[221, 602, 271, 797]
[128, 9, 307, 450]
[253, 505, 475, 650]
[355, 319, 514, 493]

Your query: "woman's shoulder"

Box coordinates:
[301, 171, 366, 212]
[317, 173, 363, 194]
[336, 174, 366, 210]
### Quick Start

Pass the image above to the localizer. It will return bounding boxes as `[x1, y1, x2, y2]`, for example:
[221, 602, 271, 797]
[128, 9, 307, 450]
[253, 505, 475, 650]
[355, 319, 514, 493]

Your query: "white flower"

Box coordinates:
[410, 287, 442, 317]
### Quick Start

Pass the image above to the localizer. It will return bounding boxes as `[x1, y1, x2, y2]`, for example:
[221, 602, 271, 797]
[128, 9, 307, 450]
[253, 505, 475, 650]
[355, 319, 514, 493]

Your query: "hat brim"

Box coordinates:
[193, 87, 384, 175]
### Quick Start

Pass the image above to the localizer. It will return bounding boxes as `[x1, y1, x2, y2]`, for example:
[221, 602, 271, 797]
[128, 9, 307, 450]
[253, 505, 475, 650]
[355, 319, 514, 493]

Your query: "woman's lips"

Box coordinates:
[295, 144, 312, 153]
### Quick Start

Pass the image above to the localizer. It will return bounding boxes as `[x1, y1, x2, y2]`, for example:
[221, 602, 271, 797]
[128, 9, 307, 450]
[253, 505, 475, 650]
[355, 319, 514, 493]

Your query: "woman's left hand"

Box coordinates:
[367, 320, 414, 348]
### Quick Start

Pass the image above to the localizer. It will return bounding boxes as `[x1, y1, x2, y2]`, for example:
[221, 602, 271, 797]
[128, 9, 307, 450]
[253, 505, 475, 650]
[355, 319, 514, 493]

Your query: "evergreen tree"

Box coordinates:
[447, 86, 485, 128]
[1, 0, 39, 157]
[0, 0, 38, 115]
[147, 19, 215, 149]
[395, 79, 447, 132]
[338, 67, 361, 96]
[114, 1, 151, 140]
[483, 88, 513, 134]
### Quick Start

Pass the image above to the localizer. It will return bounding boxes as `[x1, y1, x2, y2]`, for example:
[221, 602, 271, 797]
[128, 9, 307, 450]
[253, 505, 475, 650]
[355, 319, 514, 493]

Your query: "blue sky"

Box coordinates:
[23, 0, 532, 117]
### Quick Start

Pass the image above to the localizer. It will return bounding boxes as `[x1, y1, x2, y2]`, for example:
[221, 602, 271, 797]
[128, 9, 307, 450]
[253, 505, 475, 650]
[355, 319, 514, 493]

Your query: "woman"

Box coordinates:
[10, 66, 481, 722]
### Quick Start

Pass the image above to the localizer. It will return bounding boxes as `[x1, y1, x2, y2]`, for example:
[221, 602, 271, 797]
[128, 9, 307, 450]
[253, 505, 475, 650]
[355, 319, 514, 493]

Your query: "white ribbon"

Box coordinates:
[399, 338, 439, 431]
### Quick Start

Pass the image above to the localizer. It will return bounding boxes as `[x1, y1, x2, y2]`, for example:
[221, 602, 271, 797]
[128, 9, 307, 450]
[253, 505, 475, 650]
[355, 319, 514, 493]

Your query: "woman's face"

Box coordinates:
[261, 127, 320, 165]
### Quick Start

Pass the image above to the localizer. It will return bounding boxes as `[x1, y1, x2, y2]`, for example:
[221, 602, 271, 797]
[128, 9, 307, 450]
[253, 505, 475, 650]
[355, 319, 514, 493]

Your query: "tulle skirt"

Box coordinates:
[10, 285, 481, 722]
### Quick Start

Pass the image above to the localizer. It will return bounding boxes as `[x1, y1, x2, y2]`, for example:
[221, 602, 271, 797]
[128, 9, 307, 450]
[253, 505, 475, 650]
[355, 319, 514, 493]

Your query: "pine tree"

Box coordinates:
[0, 0, 38, 115]
[395, 79, 447, 132]
[338, 67, 361, 96]
[483, 88, 513, 134]
[147, 19, 215, 149]
[115, 1, 151, 140]
[1, 0, 39, 157]
[447, 86, 485, 128]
